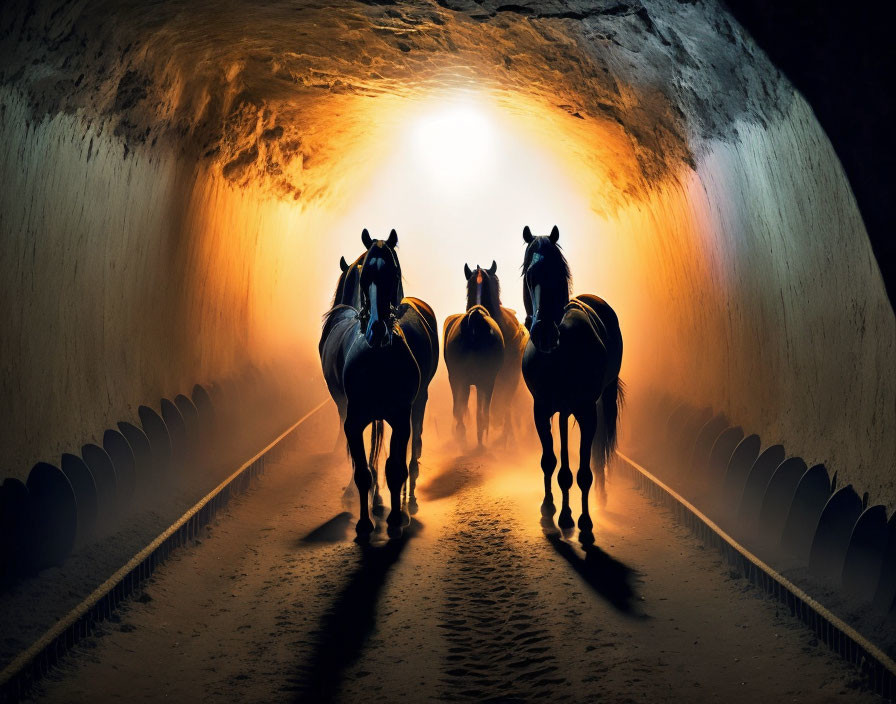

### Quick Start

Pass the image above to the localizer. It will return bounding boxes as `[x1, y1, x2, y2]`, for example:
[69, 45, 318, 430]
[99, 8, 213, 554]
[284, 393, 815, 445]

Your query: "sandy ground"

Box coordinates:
[26, 407, 877, 703]
[0, 405, 302, 670]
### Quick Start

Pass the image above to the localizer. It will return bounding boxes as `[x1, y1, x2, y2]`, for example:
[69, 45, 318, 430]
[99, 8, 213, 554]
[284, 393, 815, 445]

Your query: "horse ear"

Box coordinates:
[464, 263, 473, 280]
[523, 226, 533, 243]
[387, 229, 398, 248]
[488, 260, 497, 275]
[340, 256, 349, 272]
[549, 225, 559, 242]
[361, 228, 373, 249]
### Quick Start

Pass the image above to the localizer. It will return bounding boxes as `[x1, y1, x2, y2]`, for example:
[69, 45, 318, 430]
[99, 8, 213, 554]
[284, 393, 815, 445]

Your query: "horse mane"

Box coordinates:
[522, 238, 571, 320]
[522, 239, 571, 293]
[322, 303, 356, 327]
[466, 269, 502, 314]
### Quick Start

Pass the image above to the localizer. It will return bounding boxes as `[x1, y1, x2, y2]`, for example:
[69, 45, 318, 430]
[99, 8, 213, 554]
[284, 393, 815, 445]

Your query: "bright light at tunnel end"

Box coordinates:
[411, 99, 496, 194]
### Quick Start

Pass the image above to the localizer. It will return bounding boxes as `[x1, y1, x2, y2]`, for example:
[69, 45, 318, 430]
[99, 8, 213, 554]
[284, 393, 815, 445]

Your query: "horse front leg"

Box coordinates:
[576, 403, 598, 535]
[450, 375, 470, 450]
[557, 412, 573, 529]
[476, 381, 495, 449]
[345, 415, 373, 536]
[533, 398, 556, 516]
[385, 413, 412, 538]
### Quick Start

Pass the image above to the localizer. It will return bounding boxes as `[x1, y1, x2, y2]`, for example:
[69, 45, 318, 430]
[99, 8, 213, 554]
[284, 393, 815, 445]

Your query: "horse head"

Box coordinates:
[359, 228, 403, 348]
[522, 225, 570, 353]
[464, 260, 500, 312]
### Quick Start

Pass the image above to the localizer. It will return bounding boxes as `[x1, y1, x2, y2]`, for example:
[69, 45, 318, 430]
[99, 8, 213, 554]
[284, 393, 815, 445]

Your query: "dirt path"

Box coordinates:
[26, 413, 877, 703]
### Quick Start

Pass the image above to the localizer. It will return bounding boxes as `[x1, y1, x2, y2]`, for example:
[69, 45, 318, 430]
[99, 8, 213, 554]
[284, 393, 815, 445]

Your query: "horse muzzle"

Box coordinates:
[365, 319, 391, 348]
[530, 319, 559, 353]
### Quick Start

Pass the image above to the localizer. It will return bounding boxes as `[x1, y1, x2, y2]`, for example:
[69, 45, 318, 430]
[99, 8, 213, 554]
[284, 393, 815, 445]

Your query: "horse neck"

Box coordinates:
[467, 277, 500, 317]
[530, 271, 569, 326]
[361, 271, 400, 330]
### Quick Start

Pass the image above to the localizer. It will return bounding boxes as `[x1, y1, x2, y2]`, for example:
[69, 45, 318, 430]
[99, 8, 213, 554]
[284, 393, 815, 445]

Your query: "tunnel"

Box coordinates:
[1, 0, 894, 701]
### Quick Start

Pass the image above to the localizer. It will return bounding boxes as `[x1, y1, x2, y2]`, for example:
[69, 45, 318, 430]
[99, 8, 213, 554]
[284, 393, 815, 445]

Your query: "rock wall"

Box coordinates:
[0, 88, 325, 477]
[599, 96, 895, 506]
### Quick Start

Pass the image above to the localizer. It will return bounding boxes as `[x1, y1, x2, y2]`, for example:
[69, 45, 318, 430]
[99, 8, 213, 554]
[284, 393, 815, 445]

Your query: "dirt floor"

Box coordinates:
[24, 406, 878, 703]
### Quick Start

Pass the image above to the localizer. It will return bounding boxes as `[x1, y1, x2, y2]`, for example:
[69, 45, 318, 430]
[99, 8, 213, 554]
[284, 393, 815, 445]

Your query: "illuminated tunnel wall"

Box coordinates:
[1, 1, 893, 504]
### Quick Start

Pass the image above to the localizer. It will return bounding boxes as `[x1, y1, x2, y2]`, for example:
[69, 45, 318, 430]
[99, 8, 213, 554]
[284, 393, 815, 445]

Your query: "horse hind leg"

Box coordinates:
[576, 404, 599, 535]
[557, 412, 574, 530]
[370, 421, 386, 516]
[408, 391, 428, 516]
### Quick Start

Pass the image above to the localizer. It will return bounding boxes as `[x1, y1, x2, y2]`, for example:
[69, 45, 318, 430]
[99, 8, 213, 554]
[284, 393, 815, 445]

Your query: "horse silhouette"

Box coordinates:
[324, 250, 382, 459]
[334, 252, 363, 308]
[443, 264, 506, 448]
[319, 229, 439, 536]
[462, 261, 528, 445]
[520, 225, 624, 530]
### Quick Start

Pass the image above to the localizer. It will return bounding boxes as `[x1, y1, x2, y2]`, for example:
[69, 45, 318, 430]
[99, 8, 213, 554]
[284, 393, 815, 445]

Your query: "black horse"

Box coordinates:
[320, 229, 438, 536]
[520, 225, 624, 531]
[462, 261, 528, 444]
[443, 265, 506, 448]
[333, 253, 363, 309]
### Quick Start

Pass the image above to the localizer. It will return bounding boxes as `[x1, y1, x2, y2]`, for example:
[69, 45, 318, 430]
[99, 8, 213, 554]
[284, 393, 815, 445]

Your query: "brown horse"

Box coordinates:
[460, 261, 528, 444]
[443, 265, 506, 448]
[520, 226, 624, 533]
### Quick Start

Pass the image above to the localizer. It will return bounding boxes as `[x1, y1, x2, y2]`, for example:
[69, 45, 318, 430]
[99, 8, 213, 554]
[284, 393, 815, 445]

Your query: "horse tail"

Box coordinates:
[368, 420, 384, 471]
[594, 377, 625, 468]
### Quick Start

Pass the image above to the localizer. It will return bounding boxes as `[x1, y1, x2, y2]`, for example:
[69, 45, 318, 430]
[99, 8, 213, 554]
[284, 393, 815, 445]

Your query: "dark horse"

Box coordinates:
[520, 226, 624, 532]
[443, 264, 506, 448]
[320, 229, 439, 535]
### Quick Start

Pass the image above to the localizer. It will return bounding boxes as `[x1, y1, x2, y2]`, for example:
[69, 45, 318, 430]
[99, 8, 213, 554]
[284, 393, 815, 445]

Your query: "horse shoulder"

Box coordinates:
[443, 313, 463, 335]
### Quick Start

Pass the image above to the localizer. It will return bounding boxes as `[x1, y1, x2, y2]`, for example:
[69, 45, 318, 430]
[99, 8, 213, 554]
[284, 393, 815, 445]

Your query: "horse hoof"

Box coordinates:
[387, 509, 409, 528]
[579, 528, 595, 546]
[541, 498, 556, 517]
[356, 517, 374, 535]
[558, 509, 574, 530]
[372, 503, 385, 517]
[387, 523, 404, 540]
[578, 514, 593, 532]
[408, 498, 419, 515]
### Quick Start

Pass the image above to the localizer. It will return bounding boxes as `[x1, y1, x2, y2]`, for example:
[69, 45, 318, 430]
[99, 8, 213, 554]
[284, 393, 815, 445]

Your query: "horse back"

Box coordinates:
[572, 294, 623, 375]
[496, 306, 528, 356]
[444, 306, 505, 382]
[397, 297, 440, 384]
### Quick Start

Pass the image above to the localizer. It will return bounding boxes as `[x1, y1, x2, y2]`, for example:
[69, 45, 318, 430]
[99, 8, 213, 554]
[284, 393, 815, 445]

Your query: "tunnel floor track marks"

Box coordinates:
[437, 489, 568, 702]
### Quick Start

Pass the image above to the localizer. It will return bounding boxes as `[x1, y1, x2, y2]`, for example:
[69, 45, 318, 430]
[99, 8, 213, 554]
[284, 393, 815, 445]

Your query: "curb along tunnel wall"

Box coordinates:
[0, 1, 893, 513]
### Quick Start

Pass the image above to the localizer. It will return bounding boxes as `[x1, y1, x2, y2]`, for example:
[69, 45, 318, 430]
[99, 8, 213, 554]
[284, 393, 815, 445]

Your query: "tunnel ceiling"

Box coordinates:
[1, 0, 792, 211]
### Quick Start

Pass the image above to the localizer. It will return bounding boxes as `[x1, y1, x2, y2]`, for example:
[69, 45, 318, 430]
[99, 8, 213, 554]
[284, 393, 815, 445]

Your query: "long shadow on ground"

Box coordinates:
[298, 512, 353, 544]
[542, 518, 643, 615]
[417, 455, 485, 502]
[289, 519, 422, 702]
